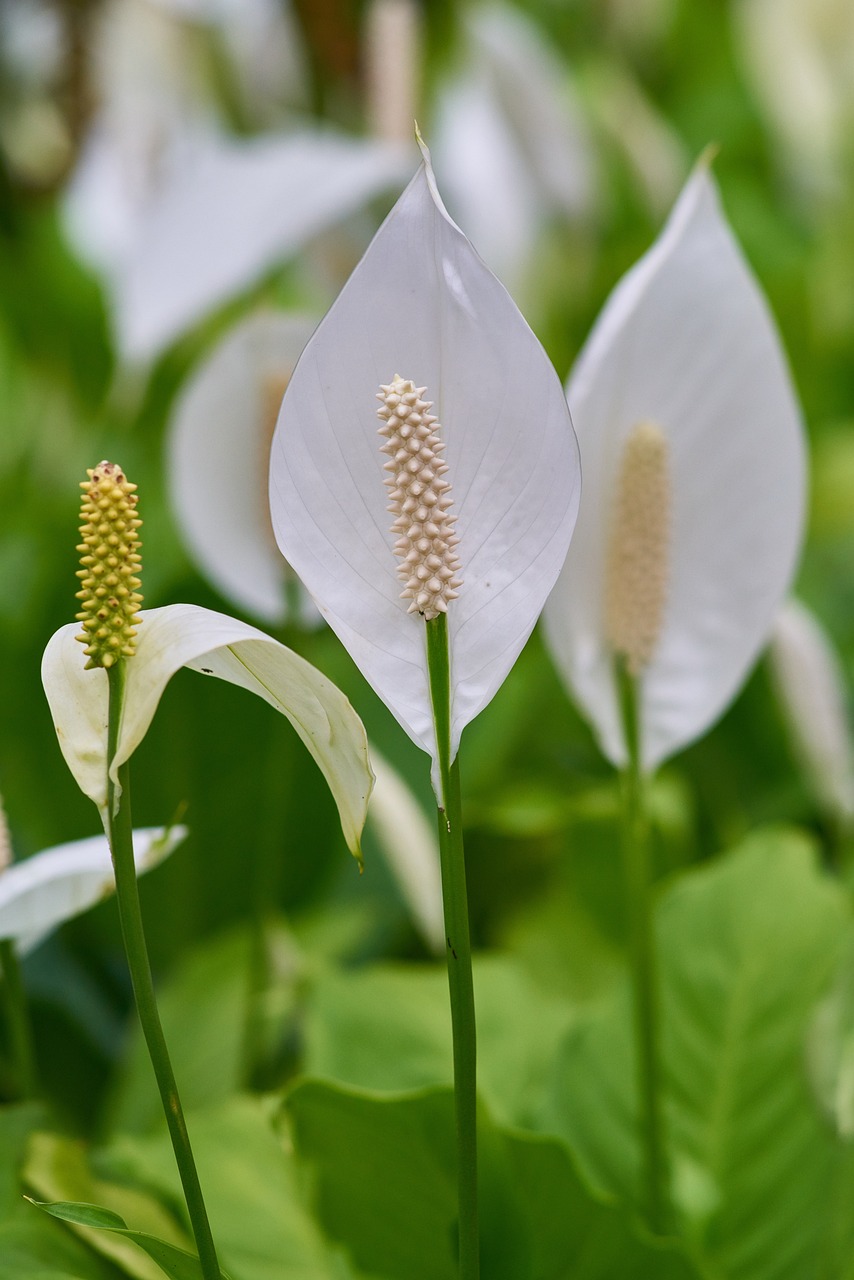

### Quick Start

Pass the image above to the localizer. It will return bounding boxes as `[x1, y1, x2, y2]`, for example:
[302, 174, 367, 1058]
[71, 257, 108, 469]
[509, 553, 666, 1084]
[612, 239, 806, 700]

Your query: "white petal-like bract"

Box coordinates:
[168, 309, 317, 625]
[114, 129, 410, 362]
[0, 826, 186, 953]
[544, 161, 806, 772]
[269, 143, 581, 776]
[42, 604, 372, 858]
[770, 598, 854, 828]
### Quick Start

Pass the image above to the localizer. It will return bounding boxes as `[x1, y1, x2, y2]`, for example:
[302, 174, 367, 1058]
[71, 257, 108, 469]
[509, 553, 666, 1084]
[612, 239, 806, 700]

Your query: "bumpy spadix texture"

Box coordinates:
[75, 461, 143, 669]
[378, 376, 462, 620]
[605, 422, 670, 676]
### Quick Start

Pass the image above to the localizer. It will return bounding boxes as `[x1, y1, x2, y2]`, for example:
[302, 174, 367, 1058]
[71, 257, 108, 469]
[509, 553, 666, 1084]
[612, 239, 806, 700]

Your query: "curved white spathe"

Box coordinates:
[42, 604, 372, 858]
[168, 309, 317, 625]
[770, 598, 854, 828]
[544, 160, 806, 772]
[115, 129, 411, 362]
[0, 826, 186, 953]
[269, 141, 581, 783]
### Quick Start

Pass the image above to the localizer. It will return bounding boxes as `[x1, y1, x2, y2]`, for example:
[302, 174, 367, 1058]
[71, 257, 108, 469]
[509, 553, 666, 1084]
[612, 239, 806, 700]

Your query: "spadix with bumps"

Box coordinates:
[377, 375, 462, 619]
[269, 137, 580, 777]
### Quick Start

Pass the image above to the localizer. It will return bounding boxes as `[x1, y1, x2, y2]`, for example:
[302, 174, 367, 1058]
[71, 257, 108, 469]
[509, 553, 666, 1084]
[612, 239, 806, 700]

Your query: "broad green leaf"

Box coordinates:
[0, 1104, 44, 1219]
[287, 1080, 702, 1280]
[544, 827, 849, 1280]
[304, 955, 575, 1127]
[0, 1215, 122, 1279]
[24, 1131, 192, 1280]
[101, 1096, 364, 1280]
[29, 1202, 227, 1280]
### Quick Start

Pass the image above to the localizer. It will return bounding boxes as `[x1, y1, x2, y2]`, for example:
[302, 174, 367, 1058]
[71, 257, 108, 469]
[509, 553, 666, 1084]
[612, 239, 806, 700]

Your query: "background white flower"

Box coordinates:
[544, 160, 807, 772]
[168, 309, 318, 626]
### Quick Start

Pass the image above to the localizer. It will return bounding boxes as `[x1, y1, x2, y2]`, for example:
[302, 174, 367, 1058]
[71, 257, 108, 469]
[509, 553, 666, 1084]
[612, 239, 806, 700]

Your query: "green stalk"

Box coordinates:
[0, 937, 37, 1099]
[426, 613, 479, 1280]
[616, 659, 669, 1233]
[106, 664, 222, 1280]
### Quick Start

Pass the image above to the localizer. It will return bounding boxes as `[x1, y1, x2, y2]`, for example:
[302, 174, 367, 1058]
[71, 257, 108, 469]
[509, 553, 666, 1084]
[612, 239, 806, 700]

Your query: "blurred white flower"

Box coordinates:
[63, 0, 410, 363]
[736, 0, 854, 196]
[770, 598, 854, 829]
[544, 159, 806, 772]
[368, 750, 443, 953]
[269, 139, 580, 785]
[0, 826, 186, 953]
[432, 3, 596, 290]
[168, 309, 318, 626]
[42, 604, 372, 859]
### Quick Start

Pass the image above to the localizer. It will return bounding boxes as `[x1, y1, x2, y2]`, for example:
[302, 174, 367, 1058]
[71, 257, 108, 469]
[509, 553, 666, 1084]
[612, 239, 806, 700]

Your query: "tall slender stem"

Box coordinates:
[106, 664, 222, 1280]
[616, 660, 669, 1233]
[426, 613, 479, 1280]
[0, 938, 37, 1099]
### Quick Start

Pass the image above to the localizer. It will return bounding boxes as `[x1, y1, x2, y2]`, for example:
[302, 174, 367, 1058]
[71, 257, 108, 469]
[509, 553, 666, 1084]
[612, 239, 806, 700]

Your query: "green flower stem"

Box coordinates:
[426, 613, 479, 1280]
[616, 659, 669, 1233]
[0, 937, 37, 1099]
[106, 663, 222, 1280]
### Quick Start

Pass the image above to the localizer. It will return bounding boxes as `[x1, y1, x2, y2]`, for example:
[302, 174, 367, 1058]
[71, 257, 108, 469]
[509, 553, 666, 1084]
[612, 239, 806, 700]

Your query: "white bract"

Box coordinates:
[368, 750, 443, 954]
[544, 160, 806, 773]
[0, 826, 186, 953]
[168, 310, 317, 626]
[433, 3, 595, 289]
[770, 598, 854, 828]
[269, 140, 581, 782]
[42, 604, 372, 858]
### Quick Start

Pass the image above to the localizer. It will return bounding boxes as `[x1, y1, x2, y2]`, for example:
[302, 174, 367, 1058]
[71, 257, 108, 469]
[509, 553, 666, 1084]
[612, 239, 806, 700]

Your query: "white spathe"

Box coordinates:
[114, 129, 410, 363]
[433, 3, 595, 288]
[269, 141, 581, 784]
[544, 160, 806, 773]
[368, 750, 444, 954]
[0, 826, 186, 953]
[42, 604, 372, 858]
[168, 309, 317, 625]
[770, 597, 854, 828]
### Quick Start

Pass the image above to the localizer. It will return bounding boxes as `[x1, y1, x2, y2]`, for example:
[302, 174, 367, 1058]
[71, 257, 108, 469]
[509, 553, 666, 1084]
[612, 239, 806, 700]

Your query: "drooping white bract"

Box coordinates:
[42, 604, 372, 859]
[543, 159, 806, 773]
[0, 826, 186, 954]
[269, 141, 581, 782]
[168, 309, 317, 626]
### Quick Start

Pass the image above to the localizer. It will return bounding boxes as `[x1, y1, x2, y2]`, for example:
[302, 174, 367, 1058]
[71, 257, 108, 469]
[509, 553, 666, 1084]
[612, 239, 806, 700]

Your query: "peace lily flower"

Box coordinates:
[42, 463, 372, 859]
[62, 1, 410, 364]
[269, 138, 581, 785]
[770, 597, 854, 832]
[432, 2, 595, 290]
[168, 309, 318, 626]
[0, 823, 186, 954]
[543, 158, 806, 774]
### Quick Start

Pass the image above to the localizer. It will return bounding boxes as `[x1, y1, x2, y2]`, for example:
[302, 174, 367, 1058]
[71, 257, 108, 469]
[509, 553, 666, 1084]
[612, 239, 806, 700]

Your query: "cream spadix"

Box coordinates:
[544, 158, 806, 772]
[269, 138, 580, 777]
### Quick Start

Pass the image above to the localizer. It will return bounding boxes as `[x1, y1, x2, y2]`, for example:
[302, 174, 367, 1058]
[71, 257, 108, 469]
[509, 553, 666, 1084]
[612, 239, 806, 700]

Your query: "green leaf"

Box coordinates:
[101, 1096, 365, 1280]
[544, 827, 850, 1280]
[108, 929, 252, 1134]
[24, 1130, 193, 1280]
[303, 956, 575, 1126]
[29, 1201, 228, 1280]
[286, 1080, 703, 1280]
